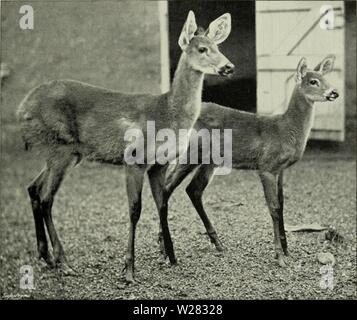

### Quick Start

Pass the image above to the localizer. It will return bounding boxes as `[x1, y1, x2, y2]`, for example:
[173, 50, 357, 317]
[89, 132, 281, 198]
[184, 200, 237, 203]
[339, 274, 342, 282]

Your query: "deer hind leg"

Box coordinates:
[28, 149, 74, 269]
[124, 165, 145, 284]
[28, 167, 55, 267]
[277, 172, 288, 256]
[259, 171, 287, 268]
[40, 152, 74, 270]
[186, 165, 224, 252]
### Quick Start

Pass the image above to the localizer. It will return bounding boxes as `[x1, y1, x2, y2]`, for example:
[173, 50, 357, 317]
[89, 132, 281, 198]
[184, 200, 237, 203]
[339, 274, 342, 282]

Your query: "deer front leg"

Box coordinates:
[41, 153, 75, 274]
[259, 171, 287, 268]
[124, 165, 145, 283]
[27, 168, 55, 268]
[148, 165, 177, 265]
[149, 163, 198, 258]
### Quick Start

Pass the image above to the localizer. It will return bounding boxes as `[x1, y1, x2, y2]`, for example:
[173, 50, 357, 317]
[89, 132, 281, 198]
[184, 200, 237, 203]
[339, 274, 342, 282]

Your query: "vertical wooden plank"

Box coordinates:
[257, 71, 272, 114]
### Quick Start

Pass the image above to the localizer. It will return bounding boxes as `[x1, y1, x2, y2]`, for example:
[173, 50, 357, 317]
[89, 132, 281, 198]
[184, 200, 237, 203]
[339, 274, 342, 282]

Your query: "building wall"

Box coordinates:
[1, 1, 161, 123]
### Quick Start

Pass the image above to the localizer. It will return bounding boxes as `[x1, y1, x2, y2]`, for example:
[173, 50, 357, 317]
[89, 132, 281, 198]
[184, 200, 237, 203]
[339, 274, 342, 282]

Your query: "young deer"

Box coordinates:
[17, 11, 234, 283]
[152, 56, 339, 268]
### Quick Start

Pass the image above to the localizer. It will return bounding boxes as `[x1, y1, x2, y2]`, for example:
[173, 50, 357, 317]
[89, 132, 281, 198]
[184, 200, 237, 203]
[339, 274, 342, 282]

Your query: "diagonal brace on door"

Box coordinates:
[271, 4, 342, 56]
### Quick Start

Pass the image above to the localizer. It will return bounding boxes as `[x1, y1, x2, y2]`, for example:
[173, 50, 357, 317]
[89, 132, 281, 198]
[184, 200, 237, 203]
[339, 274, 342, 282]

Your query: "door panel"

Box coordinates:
[256, 1, 345, 141]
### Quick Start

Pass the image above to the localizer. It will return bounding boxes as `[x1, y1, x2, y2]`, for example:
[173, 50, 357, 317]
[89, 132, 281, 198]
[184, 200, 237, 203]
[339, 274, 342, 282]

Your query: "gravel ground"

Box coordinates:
[0, 147, 356, 300]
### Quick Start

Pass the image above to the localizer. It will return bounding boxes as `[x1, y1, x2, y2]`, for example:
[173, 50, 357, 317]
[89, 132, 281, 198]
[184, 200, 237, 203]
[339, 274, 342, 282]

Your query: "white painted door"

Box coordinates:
[256, 1, 345, 141]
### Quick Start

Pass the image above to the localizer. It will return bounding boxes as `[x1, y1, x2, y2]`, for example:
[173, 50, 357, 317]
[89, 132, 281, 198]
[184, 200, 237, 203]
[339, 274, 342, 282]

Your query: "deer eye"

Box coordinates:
[309, 79, 319, 86]
[198, 47, 208, 54]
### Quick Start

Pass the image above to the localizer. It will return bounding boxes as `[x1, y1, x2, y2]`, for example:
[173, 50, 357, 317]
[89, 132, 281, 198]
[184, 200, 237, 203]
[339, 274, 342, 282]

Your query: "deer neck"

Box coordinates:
[282, 86, 315, 150]
[168, 53, 204, 126]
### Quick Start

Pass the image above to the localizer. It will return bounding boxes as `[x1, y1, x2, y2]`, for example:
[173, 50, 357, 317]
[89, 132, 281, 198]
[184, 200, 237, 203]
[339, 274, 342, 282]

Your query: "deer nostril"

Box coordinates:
[226, 63, 234, 71]
[330, 90, 339, 98]
[223, 63, 235, 75]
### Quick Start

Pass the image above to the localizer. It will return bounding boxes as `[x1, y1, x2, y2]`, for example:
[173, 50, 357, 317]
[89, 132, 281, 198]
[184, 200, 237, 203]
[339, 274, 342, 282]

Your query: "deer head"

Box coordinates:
[296, 55, 339, 102]
[178, 11, 234, 77]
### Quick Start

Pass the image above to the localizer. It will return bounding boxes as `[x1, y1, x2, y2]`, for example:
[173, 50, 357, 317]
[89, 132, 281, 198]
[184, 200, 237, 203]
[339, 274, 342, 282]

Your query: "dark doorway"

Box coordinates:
[168, 0, 256, 112]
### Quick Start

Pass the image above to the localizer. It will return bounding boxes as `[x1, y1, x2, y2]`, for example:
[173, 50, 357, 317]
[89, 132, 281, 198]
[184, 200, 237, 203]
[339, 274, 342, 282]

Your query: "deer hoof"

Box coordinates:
[215, 242, 226, 252]
[125, 273, 136, 284]
[277, 255, 288, 268]
[169, 258, 178, 266]
[40, 253, 56, 269]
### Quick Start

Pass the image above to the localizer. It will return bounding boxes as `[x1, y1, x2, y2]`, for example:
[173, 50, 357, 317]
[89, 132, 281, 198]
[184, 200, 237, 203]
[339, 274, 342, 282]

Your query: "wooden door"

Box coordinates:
[256, 1, 345, 141]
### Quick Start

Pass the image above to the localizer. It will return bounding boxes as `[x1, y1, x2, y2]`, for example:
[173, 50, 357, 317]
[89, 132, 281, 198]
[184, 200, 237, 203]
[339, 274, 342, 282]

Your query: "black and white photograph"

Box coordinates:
[0, 0, 356, 306]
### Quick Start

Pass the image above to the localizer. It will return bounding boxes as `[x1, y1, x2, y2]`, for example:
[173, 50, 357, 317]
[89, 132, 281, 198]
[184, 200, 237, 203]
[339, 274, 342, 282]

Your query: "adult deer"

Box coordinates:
[152, 56, 339, 268]
[17, 11, 234, 283]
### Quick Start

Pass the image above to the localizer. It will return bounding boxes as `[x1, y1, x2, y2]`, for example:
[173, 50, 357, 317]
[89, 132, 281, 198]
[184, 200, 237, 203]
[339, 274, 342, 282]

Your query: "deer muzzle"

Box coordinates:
[218, 62, 235, 77]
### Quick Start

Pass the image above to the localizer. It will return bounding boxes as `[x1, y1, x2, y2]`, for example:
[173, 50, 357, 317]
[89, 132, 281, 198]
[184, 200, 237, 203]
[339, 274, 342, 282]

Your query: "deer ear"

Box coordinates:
[314, 55, 335, 75]
[178, 11, 197, 50]
[296, 57, 307, 82]
[205, 13, 231, 45]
